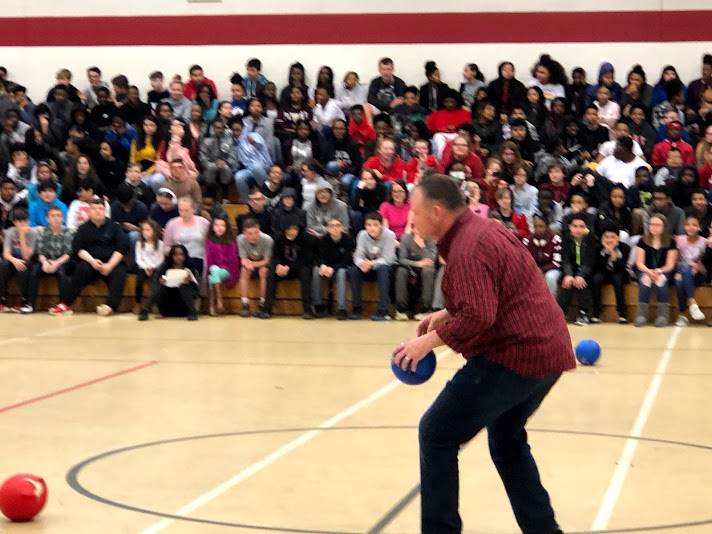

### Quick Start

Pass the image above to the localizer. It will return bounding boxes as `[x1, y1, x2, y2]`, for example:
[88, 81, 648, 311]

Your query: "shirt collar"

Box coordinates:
[437, 209, 473, 261]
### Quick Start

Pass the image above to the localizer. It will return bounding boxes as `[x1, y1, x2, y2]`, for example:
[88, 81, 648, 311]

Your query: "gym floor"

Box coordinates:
[0, 315, 710, 533]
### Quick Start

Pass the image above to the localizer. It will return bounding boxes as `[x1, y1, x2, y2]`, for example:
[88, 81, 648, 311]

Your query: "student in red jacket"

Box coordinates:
[427, 89, 472, 158]
[347, 104, 376, 155]
[440, 134, 484, 179]
[523, 214, 563, 296]
[363, 138, 406, 183]
[651, 120, 694, 167]
[405, 139, 443, 183]
[183, 65, 218, 101]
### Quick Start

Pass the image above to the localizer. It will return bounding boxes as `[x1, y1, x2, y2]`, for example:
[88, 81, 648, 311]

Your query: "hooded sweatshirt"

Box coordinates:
[271, 187, 307, 235]
[585, 62, 623, 105]
[306, 180, 349, 237]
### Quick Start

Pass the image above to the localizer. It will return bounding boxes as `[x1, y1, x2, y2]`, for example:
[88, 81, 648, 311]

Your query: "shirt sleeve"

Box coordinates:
[435, 253, 499, 356]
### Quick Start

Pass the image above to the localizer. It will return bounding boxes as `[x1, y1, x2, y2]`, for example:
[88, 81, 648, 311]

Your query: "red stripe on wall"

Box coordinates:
[0, 11, 710, 46]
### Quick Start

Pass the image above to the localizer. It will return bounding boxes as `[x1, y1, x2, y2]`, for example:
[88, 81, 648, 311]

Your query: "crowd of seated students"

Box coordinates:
[0, 52, 711, 325]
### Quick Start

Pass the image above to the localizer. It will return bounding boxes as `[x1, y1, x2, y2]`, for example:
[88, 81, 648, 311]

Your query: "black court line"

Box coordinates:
[66, 426, 712, 533]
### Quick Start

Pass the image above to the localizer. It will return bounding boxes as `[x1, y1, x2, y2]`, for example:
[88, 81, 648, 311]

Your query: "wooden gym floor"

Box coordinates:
[0, 315, 711, 533]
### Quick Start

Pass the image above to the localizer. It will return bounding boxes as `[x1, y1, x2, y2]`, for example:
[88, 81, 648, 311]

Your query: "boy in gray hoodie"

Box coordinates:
[349, 211, 397, 321]
[306, 180, 349, 238]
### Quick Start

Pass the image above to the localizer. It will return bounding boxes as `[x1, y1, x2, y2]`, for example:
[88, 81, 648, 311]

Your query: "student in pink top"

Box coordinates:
[379, 179, 411, 240]
[205, 216, 240, 316]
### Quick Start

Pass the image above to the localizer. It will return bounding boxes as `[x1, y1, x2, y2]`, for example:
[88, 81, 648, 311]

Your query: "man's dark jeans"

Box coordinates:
[419, 356, 561, 534]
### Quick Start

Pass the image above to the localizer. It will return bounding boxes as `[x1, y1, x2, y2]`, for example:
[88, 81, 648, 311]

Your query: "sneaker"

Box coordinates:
[574, 314, 590, 326]
[370, 313, 391, 322]
[0, 304, 17, 313]
[589, 316, 601, 324]
[49, 303, 73, 316]
[413, 313, 427, 321]
[618, 315, 628, 324]
[187, 311, 198, 321]
[349, 308, 362, 321]
[138, 310, 149, 321]
[394, 311, 409, 321]
[689, 303, 705, 321]
[675, 315, 689, 327]
[96, 304, 113, 317]
[336, 309, 348, 321]
[239, 302, 251, 318]
[17, 304, 33, 314]
[254, 310, 271, 319]
[314, 305, 329, 319]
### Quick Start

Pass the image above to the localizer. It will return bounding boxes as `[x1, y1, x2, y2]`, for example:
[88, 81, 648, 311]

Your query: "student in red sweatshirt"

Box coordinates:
[347, 104, 376, 156]
[363, 138, 406, 183]
[440, 135, 484, 179]
[540, 162, 570, 203]
[427, 89, 472, 158]
[405, 139, 443, 184]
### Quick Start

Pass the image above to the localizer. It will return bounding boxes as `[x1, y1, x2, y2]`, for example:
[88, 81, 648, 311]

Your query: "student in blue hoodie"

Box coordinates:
[586, 62, 623, 105]
[29, 182, 67, 228]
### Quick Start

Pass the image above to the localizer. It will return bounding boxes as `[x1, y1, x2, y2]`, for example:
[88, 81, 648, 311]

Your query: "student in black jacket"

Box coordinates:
[419, 61, 449, 113]
[591, 222, 631, 323]
[367, 58, 407, 113]
[311, 216, 355, 320]
[257, 223, 314, 320]
[558, 214, 596, 325]
[321, 119, 363, 195]
[49, 198, 128, 316]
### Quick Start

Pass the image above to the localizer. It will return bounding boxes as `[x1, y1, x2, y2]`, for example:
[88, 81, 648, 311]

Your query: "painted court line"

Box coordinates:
[139, 349, 454, 534]
[590, 326, 682, 531]
[0, 360, 159, 414]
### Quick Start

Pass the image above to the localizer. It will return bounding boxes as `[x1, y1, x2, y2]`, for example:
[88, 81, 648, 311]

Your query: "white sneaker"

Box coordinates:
[96, 304, 113, 317]
[689, 303, 705, 321]
[17, 304, 33, 314]
[675, 315, 689, 327]
[394, 311, 409, 321]
[413, 313, 426, 321]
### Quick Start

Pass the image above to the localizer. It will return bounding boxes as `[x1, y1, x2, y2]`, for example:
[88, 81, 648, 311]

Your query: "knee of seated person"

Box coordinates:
[674, 272, 683, 281]
[640, 274, 651, 287]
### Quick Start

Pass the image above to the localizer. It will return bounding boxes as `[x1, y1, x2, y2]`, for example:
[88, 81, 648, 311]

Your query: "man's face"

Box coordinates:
[409, 188, 438, 240]
[378, 140, 395, 160]
[365, 219, 383, 240]
[451, 138, 469, 159]
[169, 83, 183, 100]
[1, 182, 17, 201]
[378, 62, 394, 82]
[89, 203, 106, 224]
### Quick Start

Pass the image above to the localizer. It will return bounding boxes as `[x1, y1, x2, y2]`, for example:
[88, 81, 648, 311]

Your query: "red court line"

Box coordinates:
[0, 10, 710, 46]
[0, 360, 159, 414]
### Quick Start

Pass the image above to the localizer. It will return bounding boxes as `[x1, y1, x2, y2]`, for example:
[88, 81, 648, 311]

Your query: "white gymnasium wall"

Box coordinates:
[1, 0, 710, 102]
[3, 43, 711, 104]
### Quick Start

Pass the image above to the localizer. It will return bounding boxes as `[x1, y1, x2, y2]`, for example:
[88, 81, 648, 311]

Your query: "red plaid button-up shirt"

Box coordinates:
[435, 209, 576, 378]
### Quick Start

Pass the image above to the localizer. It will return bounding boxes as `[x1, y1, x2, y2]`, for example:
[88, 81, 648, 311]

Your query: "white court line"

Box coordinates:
[139, 349, 455, 534]
[590, 326, 682, 531]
